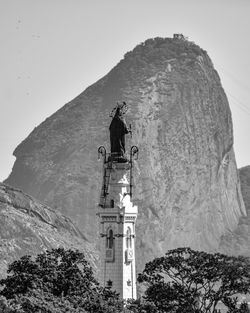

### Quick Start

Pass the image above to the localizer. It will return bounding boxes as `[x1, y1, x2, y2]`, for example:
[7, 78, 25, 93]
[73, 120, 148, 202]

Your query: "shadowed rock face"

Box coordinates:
[0, 183, 97, 278]
[219, 166, 250, 256]
[5, 37, 247, 270]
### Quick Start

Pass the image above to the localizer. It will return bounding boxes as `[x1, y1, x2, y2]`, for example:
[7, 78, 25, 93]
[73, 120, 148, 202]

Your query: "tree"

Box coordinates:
[125, 298, 158, 313]
[0, 248, 123, 313]
[239, 302, 250, 313]
[137, 247, 250, 313]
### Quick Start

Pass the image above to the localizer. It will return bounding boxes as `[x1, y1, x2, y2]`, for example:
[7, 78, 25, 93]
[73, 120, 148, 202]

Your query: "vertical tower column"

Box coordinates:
[97, 153, 138, 300]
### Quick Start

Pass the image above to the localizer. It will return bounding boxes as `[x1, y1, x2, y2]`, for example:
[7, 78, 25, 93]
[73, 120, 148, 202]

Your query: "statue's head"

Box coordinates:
[115, 107, 122, 117]
[110, 101, 128, 118]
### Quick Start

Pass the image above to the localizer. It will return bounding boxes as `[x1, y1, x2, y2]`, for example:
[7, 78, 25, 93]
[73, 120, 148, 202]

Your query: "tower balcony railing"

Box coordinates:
[98, 147, 139, 164]
[98, 146, 139, 202]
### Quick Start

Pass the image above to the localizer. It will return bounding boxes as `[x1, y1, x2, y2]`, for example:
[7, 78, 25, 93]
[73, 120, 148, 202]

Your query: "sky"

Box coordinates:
[0, 0, 250, 182]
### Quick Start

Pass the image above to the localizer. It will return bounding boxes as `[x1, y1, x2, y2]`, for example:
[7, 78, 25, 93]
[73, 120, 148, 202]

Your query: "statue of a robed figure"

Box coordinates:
[109, 102, 131, 161]
[98, 101, 138, 200]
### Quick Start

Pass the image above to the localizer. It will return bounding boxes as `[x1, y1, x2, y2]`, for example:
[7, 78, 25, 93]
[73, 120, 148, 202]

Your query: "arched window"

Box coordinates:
[126, 227, 132, 249]
[106, 229, 114, 249]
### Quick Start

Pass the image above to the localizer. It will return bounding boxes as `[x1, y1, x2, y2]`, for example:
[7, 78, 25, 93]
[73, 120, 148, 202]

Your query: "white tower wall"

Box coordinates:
[97, 161, 137, 299]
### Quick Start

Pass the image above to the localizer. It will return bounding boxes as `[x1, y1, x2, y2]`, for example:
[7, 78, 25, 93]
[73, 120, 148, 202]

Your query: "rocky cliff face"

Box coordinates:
[0, 183, 96, 278]
[5, 37, 247, 270]
[219, 166, 250, 256]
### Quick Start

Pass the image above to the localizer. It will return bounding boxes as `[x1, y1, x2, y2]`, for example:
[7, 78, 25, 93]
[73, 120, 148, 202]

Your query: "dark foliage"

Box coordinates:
[1, 247, 250, 312]
[125, 298, 158, 313]
[0, 248, 123, 313]
[137, 247, 250, 313]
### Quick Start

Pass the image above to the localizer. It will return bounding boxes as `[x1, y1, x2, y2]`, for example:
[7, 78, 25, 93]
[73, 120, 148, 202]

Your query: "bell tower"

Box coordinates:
[97, 102, 138, 300]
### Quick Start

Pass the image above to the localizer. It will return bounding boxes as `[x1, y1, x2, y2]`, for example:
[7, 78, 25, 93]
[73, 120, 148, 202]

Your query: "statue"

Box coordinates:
[109, 102, 130, 160]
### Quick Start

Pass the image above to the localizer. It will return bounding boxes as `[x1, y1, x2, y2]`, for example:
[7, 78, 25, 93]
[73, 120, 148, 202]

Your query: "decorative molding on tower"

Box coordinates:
[97, 148, 138, 300]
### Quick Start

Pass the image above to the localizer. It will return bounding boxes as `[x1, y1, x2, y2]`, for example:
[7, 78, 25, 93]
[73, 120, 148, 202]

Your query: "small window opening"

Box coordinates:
[107, 229, 114, 249]
[126, 227, 132, 249]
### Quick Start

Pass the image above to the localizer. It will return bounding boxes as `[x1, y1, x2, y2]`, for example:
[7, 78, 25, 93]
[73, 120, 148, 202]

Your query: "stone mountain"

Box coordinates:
[219, 166, 250, 256]
[0, 183, 97, 278]
[5, 36, 248, 271]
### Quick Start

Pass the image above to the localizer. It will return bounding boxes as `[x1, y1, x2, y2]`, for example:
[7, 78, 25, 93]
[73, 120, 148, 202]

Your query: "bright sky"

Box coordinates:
[0, 0, 250, 182]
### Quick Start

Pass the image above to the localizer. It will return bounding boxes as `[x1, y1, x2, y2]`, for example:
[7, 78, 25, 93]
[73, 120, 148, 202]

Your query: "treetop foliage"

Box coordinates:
[138, 247, 250, 313]
[0, 247, 249, 312]
[0, 248, 123, 313]
[1, 248, 98, 299]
